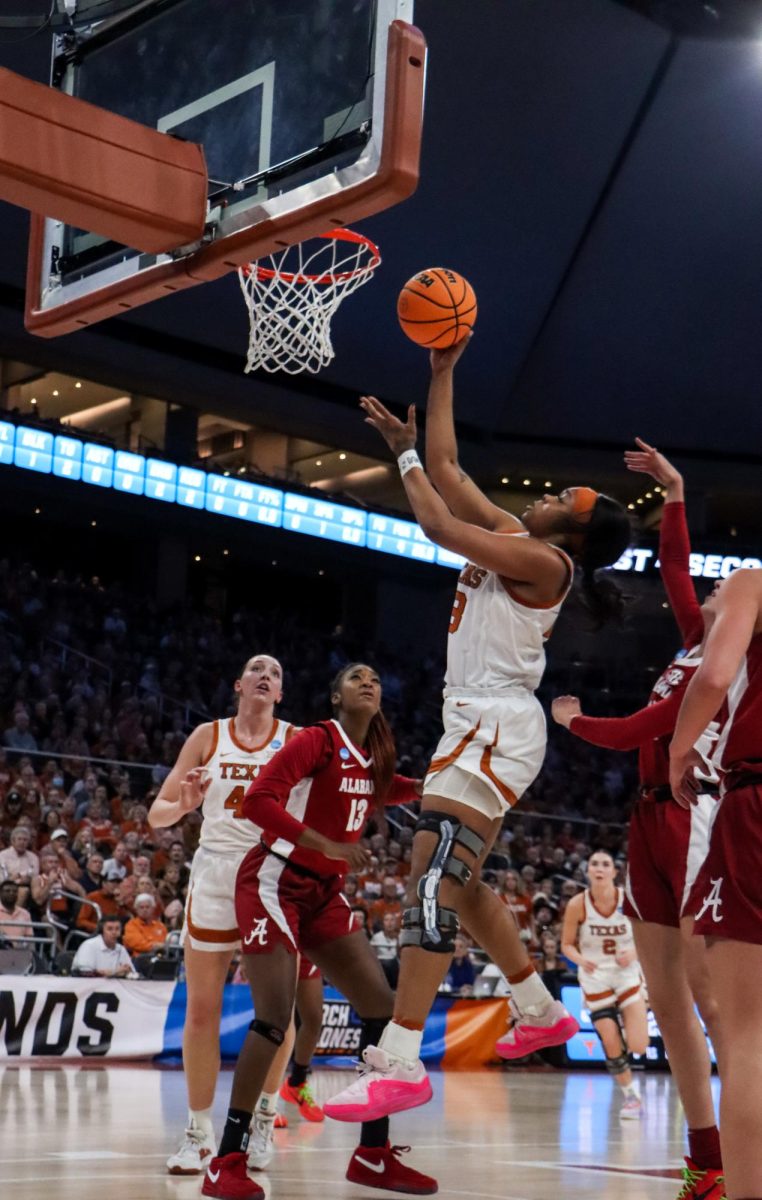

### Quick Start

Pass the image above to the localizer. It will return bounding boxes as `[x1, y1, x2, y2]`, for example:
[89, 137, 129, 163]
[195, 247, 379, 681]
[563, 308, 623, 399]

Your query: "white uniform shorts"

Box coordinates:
[578, 963, 645, 1014]
[422, 690, 546, 820]
[182, 845, 245, 953]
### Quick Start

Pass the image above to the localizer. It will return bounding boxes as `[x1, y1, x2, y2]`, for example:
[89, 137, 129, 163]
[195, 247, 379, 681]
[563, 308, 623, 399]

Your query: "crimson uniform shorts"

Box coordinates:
[688, 782, 762, 945]
[236, 844, 355, 958]
[623, 792, 715, 928]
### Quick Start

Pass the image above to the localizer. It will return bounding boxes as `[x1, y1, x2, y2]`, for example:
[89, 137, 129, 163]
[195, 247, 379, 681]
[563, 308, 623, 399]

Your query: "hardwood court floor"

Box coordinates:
[0, 1062, 717, 1199]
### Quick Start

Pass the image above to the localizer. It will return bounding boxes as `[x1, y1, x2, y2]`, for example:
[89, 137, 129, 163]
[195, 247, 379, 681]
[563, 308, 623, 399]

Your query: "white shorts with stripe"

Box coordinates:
[422, 689, 546, 819]
[578, 963, 645, 1014]
[182, 845, 244, 953]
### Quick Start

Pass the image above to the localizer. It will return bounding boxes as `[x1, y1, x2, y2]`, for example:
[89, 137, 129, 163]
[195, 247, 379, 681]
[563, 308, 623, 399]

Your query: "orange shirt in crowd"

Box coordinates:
[122, 916, 167, 956]
[76, 891, 130, 932]
[368, 898, 402, 930]
[499, 893, 533, 933]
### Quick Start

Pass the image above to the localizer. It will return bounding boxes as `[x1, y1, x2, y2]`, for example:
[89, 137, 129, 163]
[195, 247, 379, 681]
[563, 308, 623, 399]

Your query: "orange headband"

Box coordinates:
[571, 486, 599, 517]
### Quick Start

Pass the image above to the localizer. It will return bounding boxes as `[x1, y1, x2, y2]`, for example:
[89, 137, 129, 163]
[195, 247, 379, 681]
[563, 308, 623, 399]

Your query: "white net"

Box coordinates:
[238, 229, 381, 375]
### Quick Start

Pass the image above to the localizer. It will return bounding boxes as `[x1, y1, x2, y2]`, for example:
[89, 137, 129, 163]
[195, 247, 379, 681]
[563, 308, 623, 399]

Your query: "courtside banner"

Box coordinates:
[0, 977, 174, 1059]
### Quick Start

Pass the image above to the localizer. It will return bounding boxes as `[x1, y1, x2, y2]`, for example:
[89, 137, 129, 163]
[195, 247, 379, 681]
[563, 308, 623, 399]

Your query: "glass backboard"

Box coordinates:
[26, 0, 425, 337]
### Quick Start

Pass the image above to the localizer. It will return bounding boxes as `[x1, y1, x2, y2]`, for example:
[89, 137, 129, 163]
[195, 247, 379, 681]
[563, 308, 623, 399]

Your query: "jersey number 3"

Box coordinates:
[449, 589, 467, 634]
[224, 786, 247, 820]
[346, 797, 369, 832]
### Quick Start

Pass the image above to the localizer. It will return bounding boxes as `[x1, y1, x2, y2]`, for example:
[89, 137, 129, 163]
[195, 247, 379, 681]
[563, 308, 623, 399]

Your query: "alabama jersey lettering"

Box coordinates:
[199, 717, 296, 854]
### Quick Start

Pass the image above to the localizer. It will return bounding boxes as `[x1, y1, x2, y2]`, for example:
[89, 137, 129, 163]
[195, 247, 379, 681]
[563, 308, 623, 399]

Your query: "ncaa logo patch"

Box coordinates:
[271, 740, 282, 749]
[339, 747, 351, 760]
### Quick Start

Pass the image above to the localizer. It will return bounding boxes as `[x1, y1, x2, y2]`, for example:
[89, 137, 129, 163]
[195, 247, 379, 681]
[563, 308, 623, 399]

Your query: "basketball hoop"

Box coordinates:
[238, 228, 381, 375]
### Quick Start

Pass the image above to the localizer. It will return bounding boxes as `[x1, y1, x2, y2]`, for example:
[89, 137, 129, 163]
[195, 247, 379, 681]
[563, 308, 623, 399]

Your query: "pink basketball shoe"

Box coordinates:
[323, 1046, 433, 1122]
[496, 999, 579, 1059]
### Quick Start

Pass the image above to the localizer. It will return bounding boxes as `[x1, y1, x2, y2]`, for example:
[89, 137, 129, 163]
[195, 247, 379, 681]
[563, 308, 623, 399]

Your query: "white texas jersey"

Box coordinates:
[445, 537, 573, 695]
[199, 717, 297, 854]
[578, 887, 635, 969]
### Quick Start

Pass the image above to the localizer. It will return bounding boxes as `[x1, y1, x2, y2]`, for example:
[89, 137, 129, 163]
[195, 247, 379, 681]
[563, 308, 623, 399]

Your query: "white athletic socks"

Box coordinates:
[509, 971, 553, 1017]
[378, 1021, 423, 1065]
[256, 1092, 278, 1116]
[189, 1106, 215, 1137]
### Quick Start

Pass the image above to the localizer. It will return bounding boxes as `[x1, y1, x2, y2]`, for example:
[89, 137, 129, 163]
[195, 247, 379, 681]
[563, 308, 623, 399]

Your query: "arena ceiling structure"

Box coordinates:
[0, 0, 760, 538]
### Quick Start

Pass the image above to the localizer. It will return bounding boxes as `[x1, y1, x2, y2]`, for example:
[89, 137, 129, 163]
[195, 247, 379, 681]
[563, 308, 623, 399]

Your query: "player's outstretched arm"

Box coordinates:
[552, 691, 684, 751]
[624, 437, 684, 503]
[560, 894, 594, 972]
[671, 569, 762, 804]
[361, 394, 566, 601]
[426, 337, 522, 533]
[148, 723, 214, 827]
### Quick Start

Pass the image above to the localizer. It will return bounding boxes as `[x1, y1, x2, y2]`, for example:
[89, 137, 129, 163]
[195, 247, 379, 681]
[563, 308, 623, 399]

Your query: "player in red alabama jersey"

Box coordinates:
[202, 663, 436, 1200]
[671, 567, 762, 1200]
[552, 442, 725, 1200]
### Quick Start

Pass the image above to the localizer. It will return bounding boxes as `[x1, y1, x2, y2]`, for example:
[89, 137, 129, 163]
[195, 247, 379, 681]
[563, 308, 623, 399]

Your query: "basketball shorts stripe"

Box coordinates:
[423, 692, 546, 817]
[688, 783, 762, 944]
[182, 845, 244, 953]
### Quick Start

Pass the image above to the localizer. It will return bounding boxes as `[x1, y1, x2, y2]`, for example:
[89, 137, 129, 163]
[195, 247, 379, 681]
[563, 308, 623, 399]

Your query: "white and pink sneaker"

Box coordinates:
[496, 999, 579, 1060]
[323, 1045, 433, 1122]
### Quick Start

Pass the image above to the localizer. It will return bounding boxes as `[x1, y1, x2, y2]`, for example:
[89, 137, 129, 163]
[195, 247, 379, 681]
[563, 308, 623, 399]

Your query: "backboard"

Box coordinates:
[25, 0, 425, 337]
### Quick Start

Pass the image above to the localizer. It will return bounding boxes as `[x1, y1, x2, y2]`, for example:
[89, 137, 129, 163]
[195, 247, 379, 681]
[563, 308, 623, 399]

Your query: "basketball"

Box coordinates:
[397, 268, 477, 348]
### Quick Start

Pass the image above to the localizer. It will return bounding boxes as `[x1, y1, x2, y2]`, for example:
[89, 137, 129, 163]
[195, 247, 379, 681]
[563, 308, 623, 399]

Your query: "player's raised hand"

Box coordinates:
[430, 332, 471, 376]
[551, 696, 582, 728]
[178, 767, 211, 813]
[624, 437, 682, 489]
[360, 395, 417, 456]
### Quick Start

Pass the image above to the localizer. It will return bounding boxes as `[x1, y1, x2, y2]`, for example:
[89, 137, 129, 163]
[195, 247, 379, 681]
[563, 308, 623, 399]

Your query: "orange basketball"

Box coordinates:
[397, 268, 477, 348]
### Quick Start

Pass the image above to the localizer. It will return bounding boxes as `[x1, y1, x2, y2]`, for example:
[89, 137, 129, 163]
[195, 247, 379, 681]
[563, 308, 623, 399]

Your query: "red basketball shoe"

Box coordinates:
[279, 1080, 325, 1122]
[675, 1158, 725, 1200]
[346, 1142, 438, 1195]
[273, 1112, 288, 1129]
[201, 1152, 264, 1199]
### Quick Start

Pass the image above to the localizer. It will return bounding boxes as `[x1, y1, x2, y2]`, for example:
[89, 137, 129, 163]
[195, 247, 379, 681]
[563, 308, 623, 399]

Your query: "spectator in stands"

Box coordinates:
[157, 863, 183, 906]
[0, 825, 40, 901]
[0, 878, 33, 945]
[368, 875, 403, 932]
[76, 867, 129, 933]
[103, 841, 130, 880]
[370, 911, 401, 987]
[30, 846, 85, 930]
[497, 869, 535, 946]
[48, 827, 82, 879]
[77, 796, 116, 848]
[80, 851, 105, 894]
[444, 933, 477, 996]
[351, 906, 370, 937]
[533, 897, 559, 942]
[4, 709, 38, 753]
[72, 915, 134, 978]
[123, 893, 167, 956]
[0, 790, 24, 836]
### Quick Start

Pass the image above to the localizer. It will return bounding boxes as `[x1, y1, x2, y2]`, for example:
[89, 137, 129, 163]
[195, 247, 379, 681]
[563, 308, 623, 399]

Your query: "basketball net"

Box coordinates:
[238, 228, 381, 375]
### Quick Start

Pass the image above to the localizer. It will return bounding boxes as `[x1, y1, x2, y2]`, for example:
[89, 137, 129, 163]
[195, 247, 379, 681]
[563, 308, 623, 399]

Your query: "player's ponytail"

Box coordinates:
[364, 709, 397, 807]
[330, 662, 397, 808]
[576, 495, 632, 628]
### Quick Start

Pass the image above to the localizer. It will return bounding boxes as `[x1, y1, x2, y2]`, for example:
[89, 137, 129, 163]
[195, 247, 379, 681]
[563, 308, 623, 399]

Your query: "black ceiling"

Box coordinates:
[0, 0, 761, 513]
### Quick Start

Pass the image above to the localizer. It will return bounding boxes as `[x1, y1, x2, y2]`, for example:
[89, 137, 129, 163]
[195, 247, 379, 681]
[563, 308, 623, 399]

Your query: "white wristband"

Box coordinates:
[398, 449, 422, 478]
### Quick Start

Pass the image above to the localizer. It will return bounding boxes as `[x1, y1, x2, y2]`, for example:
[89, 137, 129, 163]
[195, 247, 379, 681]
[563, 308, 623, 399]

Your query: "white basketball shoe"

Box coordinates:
[166, 1120, 217, 1174]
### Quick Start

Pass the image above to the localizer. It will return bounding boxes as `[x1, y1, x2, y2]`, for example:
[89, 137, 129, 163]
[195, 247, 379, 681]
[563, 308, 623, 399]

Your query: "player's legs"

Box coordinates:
[390, 798, 500, 1025]
[619, 995, 649, 1058]
[593, 1014, 637, 1091]
[705, 939, 762, 1199]
[279, 975, 326, 1122]
[167, 944, 234, 1174]
[680, 915, 723, 1066]
[295, 974, 324, 1064]
[311, 930, 436, 1195]
[632, 919, 715, 1128]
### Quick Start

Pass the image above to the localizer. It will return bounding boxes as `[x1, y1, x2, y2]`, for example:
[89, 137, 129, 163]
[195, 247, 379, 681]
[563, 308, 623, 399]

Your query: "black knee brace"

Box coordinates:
[249, 1018, 285, 1046]
[590, 1006, 620, 1028]
[605, 1052, 630, 1076]
[399, 811, 486, 953]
